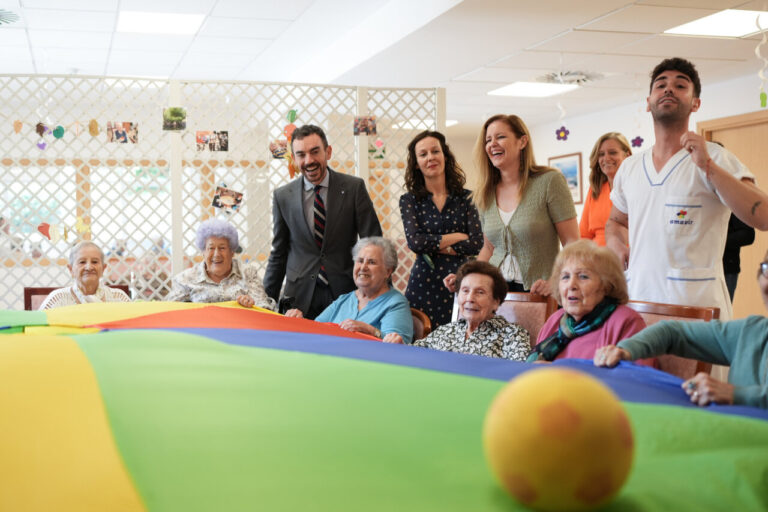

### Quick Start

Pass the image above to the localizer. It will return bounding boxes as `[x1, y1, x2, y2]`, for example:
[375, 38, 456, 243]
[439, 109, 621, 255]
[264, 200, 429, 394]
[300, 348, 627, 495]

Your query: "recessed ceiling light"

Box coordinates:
[488, 82, 579, 98]
[117, 11, 205, 35]
[665, 9, 768, 38]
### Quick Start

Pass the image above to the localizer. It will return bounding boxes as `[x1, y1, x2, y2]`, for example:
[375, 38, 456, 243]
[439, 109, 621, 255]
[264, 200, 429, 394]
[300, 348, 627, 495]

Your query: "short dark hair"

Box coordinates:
[405, 130, 467, 199]
[650, 57, 701, 98]
[455, 260, 508, 303]
[291, 125, 328, 152]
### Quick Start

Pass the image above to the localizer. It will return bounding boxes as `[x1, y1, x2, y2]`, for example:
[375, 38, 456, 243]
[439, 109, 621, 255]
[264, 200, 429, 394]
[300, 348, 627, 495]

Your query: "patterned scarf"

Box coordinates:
[526, 298, 618, 362]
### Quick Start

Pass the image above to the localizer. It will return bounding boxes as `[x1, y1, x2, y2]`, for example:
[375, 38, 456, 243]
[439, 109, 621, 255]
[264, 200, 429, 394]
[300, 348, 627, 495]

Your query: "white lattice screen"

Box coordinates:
[0, 74, 441, 309]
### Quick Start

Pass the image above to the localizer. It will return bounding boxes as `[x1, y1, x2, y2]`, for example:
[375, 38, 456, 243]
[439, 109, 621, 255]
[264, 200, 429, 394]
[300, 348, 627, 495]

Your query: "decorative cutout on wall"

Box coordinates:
[631, 136, 644, 148]
[212, 185, 243, 214]
[555, 126, 569, 141]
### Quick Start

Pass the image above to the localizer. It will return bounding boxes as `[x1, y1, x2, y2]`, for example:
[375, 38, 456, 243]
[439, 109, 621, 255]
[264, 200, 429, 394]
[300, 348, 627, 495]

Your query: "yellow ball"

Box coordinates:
[483, 368, 634, 511]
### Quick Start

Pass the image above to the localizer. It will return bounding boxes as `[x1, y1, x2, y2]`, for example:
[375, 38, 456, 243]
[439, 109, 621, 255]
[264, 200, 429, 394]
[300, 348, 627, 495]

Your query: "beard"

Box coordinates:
[650, 98, 691, 125]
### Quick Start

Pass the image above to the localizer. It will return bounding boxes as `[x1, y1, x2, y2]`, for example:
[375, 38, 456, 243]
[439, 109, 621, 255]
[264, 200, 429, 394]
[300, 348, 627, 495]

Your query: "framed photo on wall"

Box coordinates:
[548, 152, 582, 205]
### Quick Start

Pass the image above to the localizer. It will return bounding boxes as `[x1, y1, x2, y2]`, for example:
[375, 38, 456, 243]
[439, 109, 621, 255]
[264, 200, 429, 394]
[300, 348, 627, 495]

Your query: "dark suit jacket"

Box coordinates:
[263, 169, 382, 314]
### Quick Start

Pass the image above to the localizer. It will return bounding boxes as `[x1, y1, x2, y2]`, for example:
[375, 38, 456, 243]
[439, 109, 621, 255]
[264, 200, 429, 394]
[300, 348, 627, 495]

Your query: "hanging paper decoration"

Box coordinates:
[368, 138, 386, 159]
[88, 119, 100, 136]
[53, 125, 65, 139]
[212, 185, 244, 214]
[631, 136, 644, 148]
[38, 217, 91, 241]
[755, 15, 768, 108]
[353, 116, 377, 136]
[269, 140, 288, 159]
[555, 126, 569, 141]
[283, 109, 297, 139]
[35, 122, 49, 137]
[36, 140, 47, 150]
[71, 121, 82, 136]
[13, 120, 22, 133]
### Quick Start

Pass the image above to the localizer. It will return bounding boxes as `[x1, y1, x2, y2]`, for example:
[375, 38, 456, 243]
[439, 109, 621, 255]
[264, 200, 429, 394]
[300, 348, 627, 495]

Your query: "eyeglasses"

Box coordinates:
[761, 261, 768, 278]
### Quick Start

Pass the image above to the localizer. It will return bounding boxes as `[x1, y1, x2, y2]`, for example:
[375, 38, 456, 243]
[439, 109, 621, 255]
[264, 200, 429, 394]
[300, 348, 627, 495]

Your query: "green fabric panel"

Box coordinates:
[0, 310, 48, 331]
[0, 326, 25, 335]
[75, 330, 768, 512]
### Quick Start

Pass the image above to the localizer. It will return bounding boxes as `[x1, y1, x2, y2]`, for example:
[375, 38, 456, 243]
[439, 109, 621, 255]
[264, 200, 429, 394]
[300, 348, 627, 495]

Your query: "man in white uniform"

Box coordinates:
[606, 58, 768, 320]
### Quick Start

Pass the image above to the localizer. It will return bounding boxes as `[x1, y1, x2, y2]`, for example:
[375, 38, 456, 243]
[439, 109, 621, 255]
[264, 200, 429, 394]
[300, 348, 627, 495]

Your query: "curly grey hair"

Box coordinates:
[352, 236, 398, 272]
[195, 218, 239, 251]
[69, 241, 105, 266]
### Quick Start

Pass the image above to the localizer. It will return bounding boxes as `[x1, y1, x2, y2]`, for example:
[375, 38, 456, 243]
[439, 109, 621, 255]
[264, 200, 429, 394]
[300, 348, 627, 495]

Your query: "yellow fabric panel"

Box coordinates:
[0, 335, 145, 511]
[44, 300, 278, 327]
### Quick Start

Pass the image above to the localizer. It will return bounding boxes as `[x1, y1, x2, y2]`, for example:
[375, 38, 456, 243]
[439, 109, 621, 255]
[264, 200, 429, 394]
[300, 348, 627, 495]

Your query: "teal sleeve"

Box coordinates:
[380, 296, 414, 344]
[616, 320, 732, 366]
[733, 384, 768, 409]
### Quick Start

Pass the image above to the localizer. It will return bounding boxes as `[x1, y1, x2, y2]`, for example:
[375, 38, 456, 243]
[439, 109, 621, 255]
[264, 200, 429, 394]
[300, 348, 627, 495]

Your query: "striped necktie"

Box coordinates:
[313, 185, 329, 286]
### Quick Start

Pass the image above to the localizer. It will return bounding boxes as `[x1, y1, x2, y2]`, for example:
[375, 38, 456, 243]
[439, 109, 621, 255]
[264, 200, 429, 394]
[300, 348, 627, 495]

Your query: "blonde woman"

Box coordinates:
[580, 133, 631, 246]
[446, 114, 578, 296]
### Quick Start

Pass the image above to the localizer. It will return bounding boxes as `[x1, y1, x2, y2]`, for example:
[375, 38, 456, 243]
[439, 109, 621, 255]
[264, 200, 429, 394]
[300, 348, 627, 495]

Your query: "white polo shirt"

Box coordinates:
[611, 142, 754, 320]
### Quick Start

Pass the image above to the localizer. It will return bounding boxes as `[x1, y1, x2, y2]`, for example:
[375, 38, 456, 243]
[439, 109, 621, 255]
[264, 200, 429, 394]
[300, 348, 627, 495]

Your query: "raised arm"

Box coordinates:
[682, 132, 768, 230]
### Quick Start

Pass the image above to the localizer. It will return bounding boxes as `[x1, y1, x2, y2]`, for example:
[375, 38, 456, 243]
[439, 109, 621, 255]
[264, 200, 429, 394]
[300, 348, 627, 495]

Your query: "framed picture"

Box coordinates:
[548, 152, 582, 205]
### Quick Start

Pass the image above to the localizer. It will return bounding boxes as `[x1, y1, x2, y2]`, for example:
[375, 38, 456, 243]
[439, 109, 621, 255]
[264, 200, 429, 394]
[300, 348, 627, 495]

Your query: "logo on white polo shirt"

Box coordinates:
[670, 209, 693, 225]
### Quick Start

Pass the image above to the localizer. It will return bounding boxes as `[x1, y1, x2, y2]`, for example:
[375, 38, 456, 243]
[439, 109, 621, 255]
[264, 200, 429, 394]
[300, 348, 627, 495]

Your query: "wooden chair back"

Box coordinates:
[411, 308, 432, 341]
[452, 292, 559, 345]
[24, 285, 130, 311]
[625, 300, 720, 379]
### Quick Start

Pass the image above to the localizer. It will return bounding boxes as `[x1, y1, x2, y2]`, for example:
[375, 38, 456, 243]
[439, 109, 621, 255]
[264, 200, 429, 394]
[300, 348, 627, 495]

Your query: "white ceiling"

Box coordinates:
[0, 0, 765, 126]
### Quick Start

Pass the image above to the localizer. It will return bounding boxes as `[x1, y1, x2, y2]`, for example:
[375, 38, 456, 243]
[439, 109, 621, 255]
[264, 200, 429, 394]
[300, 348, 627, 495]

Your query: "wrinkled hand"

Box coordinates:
[680, 131, 710, 170]
[382, 333, 403, 344]
[443, 273, 457, 293]
[682, 373, 734, 406]
[284, 308, 304, 318]
[237, 294, 255, 308]
[593, 345, 631, 368]
[338, 319, 373, 334]
[529, 279, 551, 296]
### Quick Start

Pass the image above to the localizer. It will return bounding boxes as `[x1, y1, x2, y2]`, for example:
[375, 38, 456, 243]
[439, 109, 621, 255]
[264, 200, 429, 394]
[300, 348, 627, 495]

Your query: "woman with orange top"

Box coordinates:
[580, 133, 631, 246]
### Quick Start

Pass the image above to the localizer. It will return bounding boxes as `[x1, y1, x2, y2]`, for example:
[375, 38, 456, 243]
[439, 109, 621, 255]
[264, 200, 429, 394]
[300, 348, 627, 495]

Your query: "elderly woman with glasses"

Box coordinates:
[596, 249, 768, 409]
[285, 237, 413, 344]
[167, 218, 275, 309]
[38, 241, 131, 309]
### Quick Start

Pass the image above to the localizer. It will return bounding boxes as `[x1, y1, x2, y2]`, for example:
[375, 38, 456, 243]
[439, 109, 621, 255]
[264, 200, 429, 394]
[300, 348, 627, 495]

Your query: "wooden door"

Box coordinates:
[699, 110, 768, 319]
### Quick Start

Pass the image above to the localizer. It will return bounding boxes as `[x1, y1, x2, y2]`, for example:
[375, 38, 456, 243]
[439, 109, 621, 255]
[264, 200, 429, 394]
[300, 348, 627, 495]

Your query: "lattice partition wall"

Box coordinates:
[0, 74, 439, 309]
[366, 89, 438, 292]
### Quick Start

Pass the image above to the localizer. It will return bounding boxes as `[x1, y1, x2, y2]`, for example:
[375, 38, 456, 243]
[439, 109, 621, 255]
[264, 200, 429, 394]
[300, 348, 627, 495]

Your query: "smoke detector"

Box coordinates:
[0, 9, 20, 26]
[538, 70, 603, 85]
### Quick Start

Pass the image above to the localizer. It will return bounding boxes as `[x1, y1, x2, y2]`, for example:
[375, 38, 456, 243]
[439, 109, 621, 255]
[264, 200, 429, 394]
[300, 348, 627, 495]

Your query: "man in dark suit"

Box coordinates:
[264, 125, 382, 319]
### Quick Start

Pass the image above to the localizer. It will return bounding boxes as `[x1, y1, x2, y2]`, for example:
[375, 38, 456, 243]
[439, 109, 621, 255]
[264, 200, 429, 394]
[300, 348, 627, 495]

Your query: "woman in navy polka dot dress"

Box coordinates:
[399, 131, 483, 327]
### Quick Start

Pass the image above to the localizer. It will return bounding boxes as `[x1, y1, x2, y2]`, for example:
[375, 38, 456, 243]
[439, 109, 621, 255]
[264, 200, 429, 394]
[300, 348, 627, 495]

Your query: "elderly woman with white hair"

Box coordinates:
[286, 237, 413, 344]
[38, 241, 131, 309]
[167, 218, 275, 310]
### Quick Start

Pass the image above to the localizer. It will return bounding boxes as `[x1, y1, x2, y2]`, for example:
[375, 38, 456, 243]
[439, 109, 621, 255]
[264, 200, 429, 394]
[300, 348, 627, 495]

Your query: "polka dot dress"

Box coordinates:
[399, 189, 483, 327]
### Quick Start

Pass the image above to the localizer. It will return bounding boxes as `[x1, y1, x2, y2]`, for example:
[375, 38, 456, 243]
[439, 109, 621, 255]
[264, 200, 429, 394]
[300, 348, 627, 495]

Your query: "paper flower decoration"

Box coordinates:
[13, 120, 22, 133]
[53, 125, 65, 139]
[555, 126, 569, 141]
[631, 136, 644, 148]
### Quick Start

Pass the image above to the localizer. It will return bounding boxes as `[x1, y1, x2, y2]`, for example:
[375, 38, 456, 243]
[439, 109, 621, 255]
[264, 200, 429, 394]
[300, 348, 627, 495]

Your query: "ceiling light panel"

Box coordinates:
[117, 11, 205, 35]
[665, 9, 768, 37]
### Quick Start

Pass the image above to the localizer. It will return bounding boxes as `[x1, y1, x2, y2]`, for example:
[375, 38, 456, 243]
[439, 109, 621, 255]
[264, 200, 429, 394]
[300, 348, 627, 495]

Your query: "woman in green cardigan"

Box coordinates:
[447, 114, 578, 296]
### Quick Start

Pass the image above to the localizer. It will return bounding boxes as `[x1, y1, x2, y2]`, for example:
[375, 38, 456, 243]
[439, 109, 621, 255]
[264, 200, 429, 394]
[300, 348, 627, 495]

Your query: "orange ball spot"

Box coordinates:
[539, 400, 581, 438]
